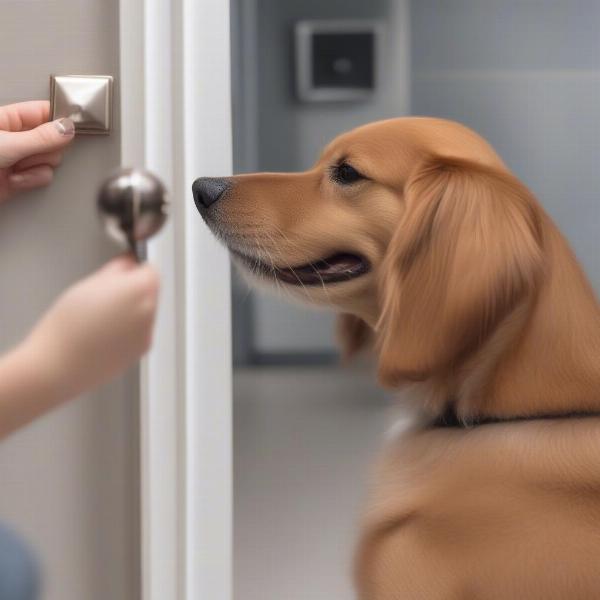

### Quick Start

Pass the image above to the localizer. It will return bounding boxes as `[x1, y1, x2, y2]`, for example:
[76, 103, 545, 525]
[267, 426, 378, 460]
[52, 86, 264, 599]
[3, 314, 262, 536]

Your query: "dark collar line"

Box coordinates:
[431, 405, 600, 429]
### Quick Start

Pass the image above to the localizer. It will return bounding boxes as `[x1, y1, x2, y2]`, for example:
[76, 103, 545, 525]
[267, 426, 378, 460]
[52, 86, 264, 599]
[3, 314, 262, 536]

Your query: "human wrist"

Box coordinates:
[0, 338, 68, 439]
[18, 330, 73, 408]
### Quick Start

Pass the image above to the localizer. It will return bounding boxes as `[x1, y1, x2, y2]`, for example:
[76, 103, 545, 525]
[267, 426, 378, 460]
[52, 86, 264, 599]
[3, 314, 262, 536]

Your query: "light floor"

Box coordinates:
[234, 366, 394, 600]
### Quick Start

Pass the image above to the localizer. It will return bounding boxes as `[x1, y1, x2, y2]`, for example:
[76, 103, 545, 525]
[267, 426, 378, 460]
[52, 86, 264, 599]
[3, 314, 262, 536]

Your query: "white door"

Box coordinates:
[0, 1, 232, 599]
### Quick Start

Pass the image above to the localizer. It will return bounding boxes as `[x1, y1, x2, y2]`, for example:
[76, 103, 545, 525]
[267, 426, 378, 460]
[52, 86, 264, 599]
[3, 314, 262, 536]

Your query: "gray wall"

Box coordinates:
[254, 0, 411, 171]
[411, 0, 600, 290]
[232, 0, 411, 360]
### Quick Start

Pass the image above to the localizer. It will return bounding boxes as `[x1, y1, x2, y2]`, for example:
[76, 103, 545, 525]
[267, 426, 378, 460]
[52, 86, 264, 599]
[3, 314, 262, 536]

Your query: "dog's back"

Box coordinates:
[356, 418, 600, 600]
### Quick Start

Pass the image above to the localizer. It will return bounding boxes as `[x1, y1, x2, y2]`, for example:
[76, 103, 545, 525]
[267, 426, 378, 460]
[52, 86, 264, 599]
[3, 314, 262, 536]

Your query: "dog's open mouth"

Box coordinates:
[232, 250, 370, 286]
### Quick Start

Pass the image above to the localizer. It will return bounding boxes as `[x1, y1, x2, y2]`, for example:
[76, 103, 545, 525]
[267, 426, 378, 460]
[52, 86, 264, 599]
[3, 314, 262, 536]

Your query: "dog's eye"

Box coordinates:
[332, 162, 364, 185]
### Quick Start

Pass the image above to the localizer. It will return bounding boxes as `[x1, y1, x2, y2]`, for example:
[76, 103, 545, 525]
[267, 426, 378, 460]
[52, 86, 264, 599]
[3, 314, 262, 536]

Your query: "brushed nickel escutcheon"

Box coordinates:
[49, 75, 114, 135]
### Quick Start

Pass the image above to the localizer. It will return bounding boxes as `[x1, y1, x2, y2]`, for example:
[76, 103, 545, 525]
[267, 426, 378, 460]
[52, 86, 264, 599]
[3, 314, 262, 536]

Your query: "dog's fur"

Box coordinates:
[197, 118, 600, 599]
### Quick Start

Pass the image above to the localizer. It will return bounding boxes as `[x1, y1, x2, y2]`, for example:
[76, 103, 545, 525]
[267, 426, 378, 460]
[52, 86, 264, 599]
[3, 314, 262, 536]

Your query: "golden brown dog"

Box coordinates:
[193, 117, 600, 599]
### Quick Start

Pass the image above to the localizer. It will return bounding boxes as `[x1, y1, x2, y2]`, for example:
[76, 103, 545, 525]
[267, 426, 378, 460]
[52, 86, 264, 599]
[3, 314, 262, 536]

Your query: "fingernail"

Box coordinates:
[54, 117, 75, 136]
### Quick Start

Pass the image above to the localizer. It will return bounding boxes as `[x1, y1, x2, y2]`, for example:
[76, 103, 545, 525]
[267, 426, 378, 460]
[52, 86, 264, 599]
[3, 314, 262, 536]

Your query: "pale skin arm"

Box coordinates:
[0, 345, 61, 439]
[0, 101, 159, 440]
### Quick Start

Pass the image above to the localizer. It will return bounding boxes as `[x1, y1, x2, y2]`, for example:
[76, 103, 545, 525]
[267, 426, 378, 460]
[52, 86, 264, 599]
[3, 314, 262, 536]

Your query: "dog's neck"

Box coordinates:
[426, 222, 600, 423]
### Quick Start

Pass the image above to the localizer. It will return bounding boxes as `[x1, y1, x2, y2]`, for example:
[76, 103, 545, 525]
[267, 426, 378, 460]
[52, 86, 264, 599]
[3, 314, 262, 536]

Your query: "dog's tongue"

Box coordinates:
[276, 253, 368, 285]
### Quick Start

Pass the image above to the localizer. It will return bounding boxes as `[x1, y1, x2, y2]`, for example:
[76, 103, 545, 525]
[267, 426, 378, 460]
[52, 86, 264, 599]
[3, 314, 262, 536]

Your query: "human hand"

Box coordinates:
[24, 255, 160, 400]
[0, 101, 75, 202]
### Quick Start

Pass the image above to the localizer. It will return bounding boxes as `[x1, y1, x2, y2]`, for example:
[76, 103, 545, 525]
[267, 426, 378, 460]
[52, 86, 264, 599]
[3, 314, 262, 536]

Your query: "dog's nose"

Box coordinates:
[192, 177, 231, 210]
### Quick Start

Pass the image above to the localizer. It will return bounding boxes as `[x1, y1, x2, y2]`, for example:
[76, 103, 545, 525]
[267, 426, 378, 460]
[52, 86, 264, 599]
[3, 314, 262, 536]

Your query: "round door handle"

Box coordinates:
[97, 168, 169, 260]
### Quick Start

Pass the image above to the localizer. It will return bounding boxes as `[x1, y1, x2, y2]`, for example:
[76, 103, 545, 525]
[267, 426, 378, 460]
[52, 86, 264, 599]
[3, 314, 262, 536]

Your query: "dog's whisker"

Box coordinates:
[265, 225, 336, 306]
[308, 261, 333, 304]
[262, 229, 321, 302]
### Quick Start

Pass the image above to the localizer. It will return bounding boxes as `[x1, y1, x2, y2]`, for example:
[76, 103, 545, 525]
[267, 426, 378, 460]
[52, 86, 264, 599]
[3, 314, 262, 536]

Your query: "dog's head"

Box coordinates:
[193, 118, 545, 387]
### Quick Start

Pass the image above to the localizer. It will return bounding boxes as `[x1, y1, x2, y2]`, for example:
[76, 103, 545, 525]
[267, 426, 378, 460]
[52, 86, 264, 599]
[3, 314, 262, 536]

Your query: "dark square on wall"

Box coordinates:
[295, 20, 382, 102]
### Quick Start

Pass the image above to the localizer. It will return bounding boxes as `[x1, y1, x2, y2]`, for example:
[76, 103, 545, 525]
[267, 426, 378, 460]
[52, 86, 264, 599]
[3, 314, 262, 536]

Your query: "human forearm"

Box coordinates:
[0, 256, 158, 440]
[0, 340, 67, 440]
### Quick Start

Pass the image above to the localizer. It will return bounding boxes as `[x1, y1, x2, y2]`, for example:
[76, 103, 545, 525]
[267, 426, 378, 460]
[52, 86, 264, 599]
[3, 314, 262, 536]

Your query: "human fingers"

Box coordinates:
[12, 150, 64, 172]
[0, 101, 50, 132]
[0, 118, 74, 167]
[7, 165, 53, 193]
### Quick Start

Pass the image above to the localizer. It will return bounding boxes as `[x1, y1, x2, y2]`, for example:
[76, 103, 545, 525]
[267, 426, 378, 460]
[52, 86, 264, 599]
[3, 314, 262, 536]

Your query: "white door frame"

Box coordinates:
[120, 1, 233, 599]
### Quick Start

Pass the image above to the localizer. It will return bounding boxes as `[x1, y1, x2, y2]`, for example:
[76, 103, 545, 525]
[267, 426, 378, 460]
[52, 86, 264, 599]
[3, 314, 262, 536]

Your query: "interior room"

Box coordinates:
[0, 1, 599, 599]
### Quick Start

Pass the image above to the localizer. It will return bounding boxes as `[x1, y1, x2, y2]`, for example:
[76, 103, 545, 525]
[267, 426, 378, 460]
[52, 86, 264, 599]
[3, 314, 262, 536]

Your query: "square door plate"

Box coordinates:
[50, 75, 113, 135]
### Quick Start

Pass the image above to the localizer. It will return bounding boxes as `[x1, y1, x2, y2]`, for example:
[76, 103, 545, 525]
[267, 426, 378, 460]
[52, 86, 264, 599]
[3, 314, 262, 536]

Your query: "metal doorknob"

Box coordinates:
[97, 168, 169, 261]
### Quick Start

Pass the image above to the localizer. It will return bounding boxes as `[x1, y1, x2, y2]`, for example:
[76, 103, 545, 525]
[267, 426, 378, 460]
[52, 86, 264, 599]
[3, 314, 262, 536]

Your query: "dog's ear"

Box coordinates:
[337, 314, 373, 360]
[377, 156, 545, 387]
